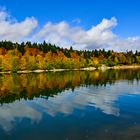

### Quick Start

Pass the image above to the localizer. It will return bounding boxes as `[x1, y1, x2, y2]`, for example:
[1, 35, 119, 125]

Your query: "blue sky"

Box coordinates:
[0, 0, 140, 51]
[1, 0, 140, 37]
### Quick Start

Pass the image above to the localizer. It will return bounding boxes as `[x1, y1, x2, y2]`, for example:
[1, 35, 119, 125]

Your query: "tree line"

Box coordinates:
[0, 41, 140, 72]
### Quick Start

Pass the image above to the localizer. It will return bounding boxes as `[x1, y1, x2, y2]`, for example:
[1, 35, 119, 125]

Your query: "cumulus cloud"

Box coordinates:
[0, 8, 38, 42]
[0, 8, 140, 51]
[34, 17, 140, 51]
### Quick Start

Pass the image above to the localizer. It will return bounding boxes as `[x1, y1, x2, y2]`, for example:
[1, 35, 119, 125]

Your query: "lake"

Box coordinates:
[0, 69, 140, 140]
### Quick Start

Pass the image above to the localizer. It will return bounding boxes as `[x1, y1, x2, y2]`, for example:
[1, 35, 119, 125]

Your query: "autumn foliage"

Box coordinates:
[0, 41, 140, 72]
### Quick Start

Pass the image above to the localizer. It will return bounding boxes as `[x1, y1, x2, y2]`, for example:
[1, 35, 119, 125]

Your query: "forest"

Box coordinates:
[0, 41, 140, 72]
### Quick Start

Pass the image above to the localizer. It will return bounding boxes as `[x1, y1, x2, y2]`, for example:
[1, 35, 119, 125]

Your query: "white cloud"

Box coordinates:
[72, 18, 81, 24]
[34, 17, 140, 51]
[0, 8, 140, 51]
[0, 9, 38, 42]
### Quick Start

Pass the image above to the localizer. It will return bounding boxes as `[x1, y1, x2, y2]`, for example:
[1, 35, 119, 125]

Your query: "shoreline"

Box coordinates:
[110, 65, 140, 69]
[0, 65, 140, 74]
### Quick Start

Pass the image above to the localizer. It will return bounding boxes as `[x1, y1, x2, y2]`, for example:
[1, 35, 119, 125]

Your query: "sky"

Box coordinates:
[0, 0, 140, 51]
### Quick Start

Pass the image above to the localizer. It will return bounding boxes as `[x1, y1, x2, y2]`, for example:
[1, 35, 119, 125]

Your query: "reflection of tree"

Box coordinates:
[0, 69, 140, 104]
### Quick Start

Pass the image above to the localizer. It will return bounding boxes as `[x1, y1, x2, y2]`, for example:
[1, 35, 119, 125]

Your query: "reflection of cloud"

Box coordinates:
[0, 80, 140, 132]
[33, 80, 140, 117]
[0, 100, 42, 132]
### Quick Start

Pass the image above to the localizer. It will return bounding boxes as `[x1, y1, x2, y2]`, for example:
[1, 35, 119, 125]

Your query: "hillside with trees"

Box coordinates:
[0, 41, 140, 72]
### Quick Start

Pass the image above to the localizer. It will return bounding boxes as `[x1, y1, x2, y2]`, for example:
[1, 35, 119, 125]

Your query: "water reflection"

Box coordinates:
[0, 69, 140, 104]
[0, 69, 140, 138]
[0, 100, 42, 131]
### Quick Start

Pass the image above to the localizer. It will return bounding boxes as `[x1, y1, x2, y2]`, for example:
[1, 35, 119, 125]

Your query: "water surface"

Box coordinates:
[0, 69, 140, 140]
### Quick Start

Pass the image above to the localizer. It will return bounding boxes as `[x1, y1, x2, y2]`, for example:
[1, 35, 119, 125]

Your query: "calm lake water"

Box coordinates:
[0, 69, 140, 140]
